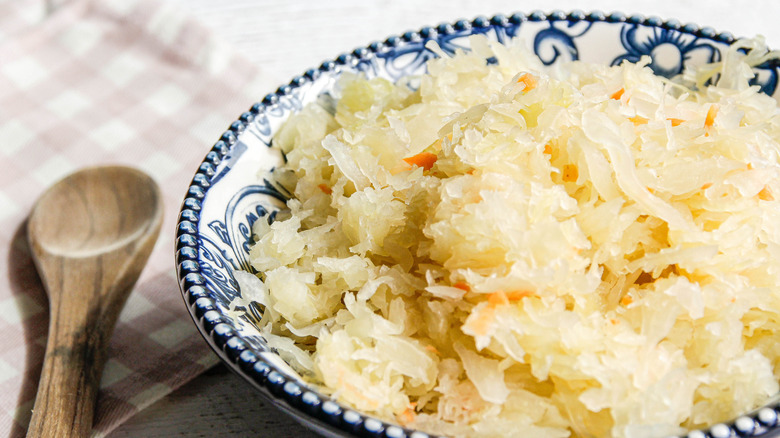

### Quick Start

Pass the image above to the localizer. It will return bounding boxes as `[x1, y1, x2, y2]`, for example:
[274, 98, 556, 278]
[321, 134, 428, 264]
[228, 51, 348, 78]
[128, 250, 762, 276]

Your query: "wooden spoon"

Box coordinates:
[26, 166, 163, 438]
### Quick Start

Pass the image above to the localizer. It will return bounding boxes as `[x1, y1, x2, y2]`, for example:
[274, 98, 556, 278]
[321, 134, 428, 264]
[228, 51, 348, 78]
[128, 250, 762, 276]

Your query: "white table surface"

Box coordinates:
[110, 1, 780, 436]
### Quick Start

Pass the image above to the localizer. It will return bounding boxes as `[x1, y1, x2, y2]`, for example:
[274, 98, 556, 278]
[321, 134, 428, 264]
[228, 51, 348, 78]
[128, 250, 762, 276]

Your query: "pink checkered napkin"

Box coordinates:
[0, 0, 279, 436]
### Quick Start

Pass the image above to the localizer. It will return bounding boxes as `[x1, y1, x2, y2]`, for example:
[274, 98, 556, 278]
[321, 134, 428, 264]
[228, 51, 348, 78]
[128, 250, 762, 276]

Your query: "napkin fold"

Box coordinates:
[0, 0, 279, 436]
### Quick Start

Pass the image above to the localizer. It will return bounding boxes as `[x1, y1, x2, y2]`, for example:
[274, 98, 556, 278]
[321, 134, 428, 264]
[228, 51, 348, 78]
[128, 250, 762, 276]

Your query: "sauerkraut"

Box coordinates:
[232, 35, 780, 437]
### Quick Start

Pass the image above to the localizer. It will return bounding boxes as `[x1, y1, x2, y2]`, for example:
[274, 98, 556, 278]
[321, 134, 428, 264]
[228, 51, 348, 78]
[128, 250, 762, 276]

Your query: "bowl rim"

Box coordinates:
[175, 9, 780, 438]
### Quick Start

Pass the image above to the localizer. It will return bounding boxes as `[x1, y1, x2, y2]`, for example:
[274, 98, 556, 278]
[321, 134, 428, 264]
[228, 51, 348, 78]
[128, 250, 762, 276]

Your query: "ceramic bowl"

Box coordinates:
[175, 10, 780, 438]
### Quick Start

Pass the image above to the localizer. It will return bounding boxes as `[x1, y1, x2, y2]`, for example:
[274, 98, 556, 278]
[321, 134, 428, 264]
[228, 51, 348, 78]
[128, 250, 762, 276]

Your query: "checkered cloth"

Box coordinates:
[0, 0, 278, 436]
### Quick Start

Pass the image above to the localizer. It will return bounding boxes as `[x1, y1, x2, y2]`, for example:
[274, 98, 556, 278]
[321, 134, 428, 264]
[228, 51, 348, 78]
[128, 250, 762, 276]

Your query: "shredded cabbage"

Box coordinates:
[232, 35, 780, 437]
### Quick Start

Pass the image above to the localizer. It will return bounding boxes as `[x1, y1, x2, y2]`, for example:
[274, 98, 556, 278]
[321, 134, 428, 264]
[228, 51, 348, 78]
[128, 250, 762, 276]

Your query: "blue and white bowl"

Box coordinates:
[175, 11, 780, 438]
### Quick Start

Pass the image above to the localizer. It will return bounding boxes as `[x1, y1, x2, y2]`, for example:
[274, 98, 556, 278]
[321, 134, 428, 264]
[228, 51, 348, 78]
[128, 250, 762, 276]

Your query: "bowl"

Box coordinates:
[175, 10, 780, 438]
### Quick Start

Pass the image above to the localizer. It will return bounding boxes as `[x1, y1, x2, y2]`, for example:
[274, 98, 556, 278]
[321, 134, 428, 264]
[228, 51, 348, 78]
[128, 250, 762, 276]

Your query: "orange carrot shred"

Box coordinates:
[488, 290, 509, 307]
[487, 290, 534, 307]
[425, 345, 440, 355]
[701, 183, 713, 190]
[397, 407, 416, 425]
[629, 116, 648, 125]
[505, 290, 535, 301]
[562, 164, 578, 182]
[517, 73, 537, 91]
[667, 118, 685, 127]
[543, 143, 552, 155]
[403, 152, 437, 171]
[317, 183, 332, 194]
[620, 295, 633, 306]
[466, 306, 495, 336]
[759, 187, 774, 201]
[610, 88, 625, 100]
[610, 318, 619, 325]
[705, 104, 719, 128]
[453, 282, 471, 292]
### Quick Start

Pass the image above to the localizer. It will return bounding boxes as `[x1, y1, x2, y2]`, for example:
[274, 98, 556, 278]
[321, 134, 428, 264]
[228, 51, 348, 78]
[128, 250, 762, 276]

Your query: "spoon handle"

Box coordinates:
[26, 329, 105, 438]
[26, 258, 121, 438]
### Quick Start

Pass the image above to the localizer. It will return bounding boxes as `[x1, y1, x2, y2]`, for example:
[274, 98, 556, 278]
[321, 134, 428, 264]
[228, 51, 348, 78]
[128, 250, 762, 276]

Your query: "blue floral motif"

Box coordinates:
[371, 23, 522, 81]
[612, 24, 721, 78]
[437, 26, 491, 54]
[250, 113, 272, 139]
[267, 92, 304, 118]
[211, 142, 248, 185]
[198, 234, 240, 305]
[375, 43, 437, 82]
[198, 184, 287, 306]
[750, 61, 780, 96]
[371, 30, 483, 81]
[533, 21, 592, 65]
[494, 22, 521, 44]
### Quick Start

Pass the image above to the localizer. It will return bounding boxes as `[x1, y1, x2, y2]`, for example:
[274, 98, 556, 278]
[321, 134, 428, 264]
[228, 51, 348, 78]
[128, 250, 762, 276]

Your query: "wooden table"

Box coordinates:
[110, 364, 317, 437]
[111, 0, 780, 436]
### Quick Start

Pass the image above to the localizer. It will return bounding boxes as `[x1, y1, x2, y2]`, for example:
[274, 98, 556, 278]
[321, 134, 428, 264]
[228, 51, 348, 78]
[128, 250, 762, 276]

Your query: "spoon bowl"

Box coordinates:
[26, 165, 163, 438]
[30, 167, 161, 257]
